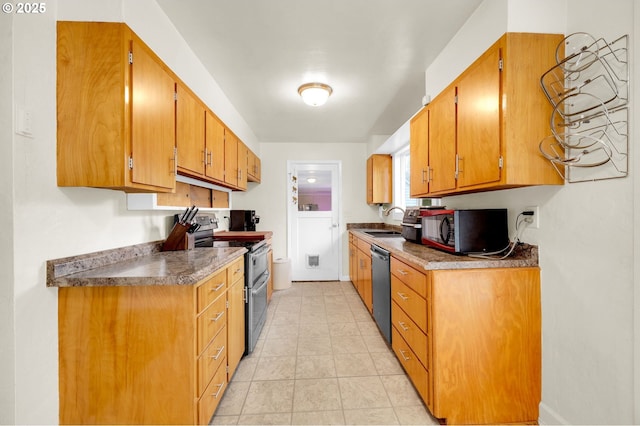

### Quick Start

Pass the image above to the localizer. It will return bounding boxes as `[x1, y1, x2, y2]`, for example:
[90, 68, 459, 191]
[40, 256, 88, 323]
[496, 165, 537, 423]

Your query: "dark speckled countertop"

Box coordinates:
[348, 224, 538, 270]
[47, 241, 246, 288]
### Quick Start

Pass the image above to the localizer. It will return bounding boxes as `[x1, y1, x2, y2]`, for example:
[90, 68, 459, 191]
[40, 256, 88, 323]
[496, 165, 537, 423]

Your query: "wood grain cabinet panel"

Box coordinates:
[58, 257, 248, 425]
[366, 154, 392, 204]
[57, 21, 176, 193]
[391, 276, 427, 333]
[226, 258, 245, 381]
[409, 32, 564, 197]
[389, 254, 541, 425]
[177, 83, 206, 177]
[205, 111, 227, 183]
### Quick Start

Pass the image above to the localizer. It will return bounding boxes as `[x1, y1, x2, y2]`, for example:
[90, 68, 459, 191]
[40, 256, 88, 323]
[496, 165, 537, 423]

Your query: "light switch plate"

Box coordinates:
[16, 107, 34, 138]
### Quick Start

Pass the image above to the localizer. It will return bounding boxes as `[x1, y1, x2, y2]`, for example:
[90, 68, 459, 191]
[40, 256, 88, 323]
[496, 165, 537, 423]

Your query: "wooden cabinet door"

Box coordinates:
[226, 279, 245, 380]
[349, 241, 357, 285]
[409, 108, 430, 198]
[410, 107, 430, 197]
[428, 85, 457, 194]
[205, 110, 226, 183]
[130, 37, 176, 191]
[431, 267, 541, 424]
[456, 44, 501, 188]
[247, 149, 261, 182]
[357, 248, 372, 312]
[224, 132, 238, 187]
[237, 140, 248, 190]
[367, 155, 392, 204]
[176, 83, 205, 176]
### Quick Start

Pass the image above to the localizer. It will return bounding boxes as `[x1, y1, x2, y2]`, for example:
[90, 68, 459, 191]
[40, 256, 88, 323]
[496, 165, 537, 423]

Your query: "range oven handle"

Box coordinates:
[250, 272, 269, 296]
[250, 243, 270, 259]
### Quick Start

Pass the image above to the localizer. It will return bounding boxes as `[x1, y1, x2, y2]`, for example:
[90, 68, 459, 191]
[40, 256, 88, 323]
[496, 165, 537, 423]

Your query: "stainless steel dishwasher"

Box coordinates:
[370, 244, 391, 344]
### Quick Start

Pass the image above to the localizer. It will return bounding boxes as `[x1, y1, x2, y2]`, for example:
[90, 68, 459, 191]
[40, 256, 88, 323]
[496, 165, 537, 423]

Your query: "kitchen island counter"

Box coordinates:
[47, 241, 246, 288]
[349, 226, 537, 270]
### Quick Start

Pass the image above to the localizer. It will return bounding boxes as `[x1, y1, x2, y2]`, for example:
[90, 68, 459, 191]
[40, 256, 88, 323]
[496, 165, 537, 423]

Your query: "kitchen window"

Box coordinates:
[393, 145, 420, 214]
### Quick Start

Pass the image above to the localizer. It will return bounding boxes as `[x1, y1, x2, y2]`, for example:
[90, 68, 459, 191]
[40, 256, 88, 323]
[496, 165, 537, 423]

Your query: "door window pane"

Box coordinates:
[298, 170, 331, 211]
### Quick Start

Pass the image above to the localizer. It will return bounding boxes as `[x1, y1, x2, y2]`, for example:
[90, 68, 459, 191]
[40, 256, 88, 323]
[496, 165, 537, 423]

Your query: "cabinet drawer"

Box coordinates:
[198, 295, 226, 355]
[391, 257, 427, 298]
[197, 269, 227, 313]
[357, 238, 370, 254]
[198, 359, 227, 425]
[198, 325, 227, 397]
[391, 276, 427, 333]
[392, 300, 427, 368]
[392, 327, 429, 405]
[227, 257, 244, 285]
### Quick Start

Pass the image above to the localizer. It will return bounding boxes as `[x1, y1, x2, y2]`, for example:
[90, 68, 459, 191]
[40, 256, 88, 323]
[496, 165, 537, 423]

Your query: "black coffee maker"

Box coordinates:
[229, 210, 259, 231]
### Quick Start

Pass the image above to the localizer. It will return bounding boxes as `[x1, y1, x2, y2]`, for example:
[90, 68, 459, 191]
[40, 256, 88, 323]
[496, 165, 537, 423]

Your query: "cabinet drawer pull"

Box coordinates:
[210, 312, 224, 322]
[235, 268, 242, 274]
[399, 349, 411, 362]
[396, 269, 409, 276]
[398, 321, 409, 331]
[396, 292, 409, 301]
[206, 150, 212, 167]
[211, 283, 225, 292]
[210, 345, 225, 361]
[212, 383, 224, 399]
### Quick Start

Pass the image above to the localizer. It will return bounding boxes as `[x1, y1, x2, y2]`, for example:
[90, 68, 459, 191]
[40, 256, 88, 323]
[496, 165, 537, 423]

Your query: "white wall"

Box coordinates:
[4, 1, 258, 423]
[426, 0, 638, 424]
[232, 142, 381, 280]
[0, 10, 15, 426]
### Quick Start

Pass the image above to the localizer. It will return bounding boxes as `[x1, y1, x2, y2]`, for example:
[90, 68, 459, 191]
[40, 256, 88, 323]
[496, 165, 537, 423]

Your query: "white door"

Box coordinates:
[287, 161, 341, 281]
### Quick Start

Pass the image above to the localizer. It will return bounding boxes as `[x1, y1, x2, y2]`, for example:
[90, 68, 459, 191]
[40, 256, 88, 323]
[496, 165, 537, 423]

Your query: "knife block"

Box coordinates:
[162, 223, 193, 251]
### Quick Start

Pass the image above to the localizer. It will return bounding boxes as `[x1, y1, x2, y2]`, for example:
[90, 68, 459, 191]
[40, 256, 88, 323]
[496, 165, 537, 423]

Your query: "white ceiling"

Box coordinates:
[157, 0, 482, 144]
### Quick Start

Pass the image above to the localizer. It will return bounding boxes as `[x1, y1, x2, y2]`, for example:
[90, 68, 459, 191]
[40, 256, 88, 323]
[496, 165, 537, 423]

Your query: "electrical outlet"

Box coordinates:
[524, 206, 539, 229]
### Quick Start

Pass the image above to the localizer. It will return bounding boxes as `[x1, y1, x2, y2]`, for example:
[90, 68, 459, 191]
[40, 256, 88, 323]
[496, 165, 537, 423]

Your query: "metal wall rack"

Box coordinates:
[539, 32, 629, 182]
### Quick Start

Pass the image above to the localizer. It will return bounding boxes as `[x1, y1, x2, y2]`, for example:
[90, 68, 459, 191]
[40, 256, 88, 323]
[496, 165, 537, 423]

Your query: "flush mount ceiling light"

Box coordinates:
[298, 82, 333, 107]
[306, 177, 317, 183]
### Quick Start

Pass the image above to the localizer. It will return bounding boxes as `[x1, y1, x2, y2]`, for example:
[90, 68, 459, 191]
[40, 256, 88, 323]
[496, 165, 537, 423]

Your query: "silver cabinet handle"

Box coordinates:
[398, 321, 409, 331]
[210, 283, 225, 292]
[396, 269, 408, 276]
[399, 349, 410, 362]
[210, 312, 224, 322]
[212, 383, 224, 399]
[396, 292, 409, 301]
[210, 345, 225, 361]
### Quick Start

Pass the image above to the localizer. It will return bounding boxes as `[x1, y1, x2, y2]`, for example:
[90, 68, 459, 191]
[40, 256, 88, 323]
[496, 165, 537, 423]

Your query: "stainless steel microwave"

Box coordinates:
[420, 209, 509, 254]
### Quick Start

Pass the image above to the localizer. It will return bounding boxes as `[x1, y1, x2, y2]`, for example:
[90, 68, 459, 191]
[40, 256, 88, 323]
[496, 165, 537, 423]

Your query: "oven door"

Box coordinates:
[246, 244, 269, 287]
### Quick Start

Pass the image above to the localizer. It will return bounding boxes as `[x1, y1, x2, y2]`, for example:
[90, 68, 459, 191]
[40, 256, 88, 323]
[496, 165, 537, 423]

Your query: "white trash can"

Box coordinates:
[273, 258, 292, 290]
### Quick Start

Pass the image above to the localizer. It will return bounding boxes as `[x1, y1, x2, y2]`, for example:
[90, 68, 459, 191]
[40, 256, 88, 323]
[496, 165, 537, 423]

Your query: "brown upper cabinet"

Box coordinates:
[205, 111, 226, 183]
[57, 21, 261, 196]
[247, 150, 261, 183]
[367, 154, 392, 204]
[57, 21, 177, 192]
[410, 32, 565, 198]
[176, 83, 206, 177]
[237, 140, 249, 191]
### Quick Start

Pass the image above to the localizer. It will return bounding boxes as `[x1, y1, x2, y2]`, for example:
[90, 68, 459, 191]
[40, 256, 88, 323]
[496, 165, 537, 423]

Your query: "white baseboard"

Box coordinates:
[339, 274, 351, 281]
[539, 402, 570, 425]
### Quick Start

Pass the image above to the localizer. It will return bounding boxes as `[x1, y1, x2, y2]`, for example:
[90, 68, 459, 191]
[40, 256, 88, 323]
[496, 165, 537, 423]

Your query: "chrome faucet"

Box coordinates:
[383, 206, 405, 216]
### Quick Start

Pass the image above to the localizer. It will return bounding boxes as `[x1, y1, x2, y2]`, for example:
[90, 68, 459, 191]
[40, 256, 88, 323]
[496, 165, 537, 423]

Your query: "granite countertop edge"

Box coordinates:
[348, 225, 538, 270]
[47, 241, 247, 288]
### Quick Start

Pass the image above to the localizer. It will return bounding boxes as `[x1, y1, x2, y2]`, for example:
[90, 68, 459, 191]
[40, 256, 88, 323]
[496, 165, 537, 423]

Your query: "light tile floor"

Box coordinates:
[211, 281, 440, 425]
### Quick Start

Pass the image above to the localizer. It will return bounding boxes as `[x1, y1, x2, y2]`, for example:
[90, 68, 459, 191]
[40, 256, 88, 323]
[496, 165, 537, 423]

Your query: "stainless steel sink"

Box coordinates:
[363, 230, 404, 238]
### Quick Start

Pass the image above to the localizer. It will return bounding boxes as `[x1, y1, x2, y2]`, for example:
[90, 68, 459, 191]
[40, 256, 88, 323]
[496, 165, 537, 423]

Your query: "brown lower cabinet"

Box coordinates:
[391, 255, 541, 425]
[58, 257, 245, 425]
[349, 234, 372, 312]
